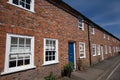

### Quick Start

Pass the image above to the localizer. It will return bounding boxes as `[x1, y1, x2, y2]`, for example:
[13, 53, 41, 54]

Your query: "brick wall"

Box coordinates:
[0, 0, 120, 80]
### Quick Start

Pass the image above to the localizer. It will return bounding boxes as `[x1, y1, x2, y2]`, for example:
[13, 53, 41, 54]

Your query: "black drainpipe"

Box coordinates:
[87, 23, 92, 66]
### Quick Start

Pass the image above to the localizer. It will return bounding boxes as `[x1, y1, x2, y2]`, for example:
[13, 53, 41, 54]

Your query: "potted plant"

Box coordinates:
[44, 72, 56, 80]
[62, 62, 74, 77]
[77, 58, 82, 70]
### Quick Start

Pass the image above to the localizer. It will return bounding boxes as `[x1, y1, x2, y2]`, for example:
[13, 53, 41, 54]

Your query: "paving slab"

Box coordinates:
[68, 55, 120, 80]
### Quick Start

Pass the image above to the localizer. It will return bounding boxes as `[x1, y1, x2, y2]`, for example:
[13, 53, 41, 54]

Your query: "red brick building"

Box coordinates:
[0, 0, 120, 80]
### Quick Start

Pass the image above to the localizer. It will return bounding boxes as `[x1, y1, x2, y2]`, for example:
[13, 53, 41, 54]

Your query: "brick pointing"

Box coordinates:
[0, 0, 120, 80]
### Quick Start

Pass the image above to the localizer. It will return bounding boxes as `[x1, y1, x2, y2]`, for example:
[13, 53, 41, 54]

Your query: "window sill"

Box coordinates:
[42, 61, 59, 66]
[93, 55, 96, 56]
[7, 2, 35, 13]
[80, 57, 86, 59]
[1, 65, 36, 75]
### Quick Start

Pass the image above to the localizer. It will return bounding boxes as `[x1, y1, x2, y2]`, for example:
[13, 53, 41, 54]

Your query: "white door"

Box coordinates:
[101, 46, 104, 60]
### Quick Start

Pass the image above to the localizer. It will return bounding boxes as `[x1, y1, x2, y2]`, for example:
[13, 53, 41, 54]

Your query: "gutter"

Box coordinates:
[87, 23, 92, 66]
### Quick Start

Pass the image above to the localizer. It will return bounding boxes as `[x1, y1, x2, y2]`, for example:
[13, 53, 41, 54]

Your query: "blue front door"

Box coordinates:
[68, 42, 74, 64]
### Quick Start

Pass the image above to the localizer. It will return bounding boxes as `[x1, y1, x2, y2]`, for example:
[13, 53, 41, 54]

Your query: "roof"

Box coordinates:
[46, 0, 120, 41]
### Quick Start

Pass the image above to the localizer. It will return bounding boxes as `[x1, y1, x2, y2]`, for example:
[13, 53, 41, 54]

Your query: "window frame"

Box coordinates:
[79, 42, 86, 58]
[91, 25, 95, 35]
[78, 17, 84, 31]
[92, 44, 96, 56]
[43, 38, 59, 66]
[1, 33, 35, 75]
[103, 33, 106, 39]
[8, 0, 35, 12]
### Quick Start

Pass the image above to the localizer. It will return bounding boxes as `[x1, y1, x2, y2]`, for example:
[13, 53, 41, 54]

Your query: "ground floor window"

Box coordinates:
[2, 33, 35, 74]
[43, 38, 58, 65]
[92, 44, 96, 56]
[79, 42, 86, 58]
[97, 45, 101, 55]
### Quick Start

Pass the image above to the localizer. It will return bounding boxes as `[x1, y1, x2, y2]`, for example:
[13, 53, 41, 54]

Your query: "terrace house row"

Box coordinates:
[0, 0, 120, 80]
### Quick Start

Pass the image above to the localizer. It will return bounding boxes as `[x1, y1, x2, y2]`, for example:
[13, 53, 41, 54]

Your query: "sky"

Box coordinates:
[63, 0, 120, 39]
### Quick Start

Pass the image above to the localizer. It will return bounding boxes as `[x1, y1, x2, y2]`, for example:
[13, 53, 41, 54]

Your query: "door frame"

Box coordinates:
[73, 43, 76, 69]
[68, 42, 76, 69]
[101, 46, 104, 60]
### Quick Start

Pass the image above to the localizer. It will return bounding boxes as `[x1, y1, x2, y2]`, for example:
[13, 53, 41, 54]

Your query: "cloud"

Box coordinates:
[63, 0, 120, 38]
[91, 1, 120, 21]
[101, 21, 120, 27]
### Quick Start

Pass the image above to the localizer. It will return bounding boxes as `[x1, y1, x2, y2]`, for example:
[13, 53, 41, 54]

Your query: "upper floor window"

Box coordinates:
[91, 25, 95, 35]
[8, 0, 34, 12]
[108, 35, 110, 40]
[78, 17, 84, 31]
[103, 33, 106, 39]
[92, 44, 96, 56]
[1, 34, 35, 75]
[79, 42, 86, 58]
[43, 38, 59, 65]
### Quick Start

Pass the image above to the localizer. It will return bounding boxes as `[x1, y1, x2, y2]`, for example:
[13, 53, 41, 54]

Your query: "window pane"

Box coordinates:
[18, 60, 23, 66]
[11, 37, 18, 44]
[26, 39, 31, 52]
[46, 56, 48, 61]
[26, 39, 31, 44]
[21, 0, 25, 2]
[53, 51, 55, 56]
[18, 47, 24, 52]
[79, 23, 82, 27]
[9, 61, 16, 67]
[80, 54, 84, 57]
[18, 55, 23, 60]
[26, 0, 31, 4]
[50, 40, 52, 45]
[26, 4, 30, 9]
[13, 0, 19, 5]
[49, 51, 52, 56]
[25, 59, 30, 65]
[19, 38, 24, 44]
[25, 47, 31, 52]
[10, 45, 17, 52]
[49, 56, 52, 60]
[46, 40, 49, 45]
[53, 41, 55, 46]
[53, 56, 55, 60]
[25, 55, 30, 59]
[18, 38, 25, 52]
[53, 41, 56, 50]
[46, 51, 49, 56]
[79, 18, 82, 23]
[20, 1, 25, 7]
[9, 54, 17, 60]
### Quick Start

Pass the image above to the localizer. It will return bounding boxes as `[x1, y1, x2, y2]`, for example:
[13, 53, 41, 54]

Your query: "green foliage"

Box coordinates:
[98, 56, 101, 63]
[62, 62, 74, 77]
[77, 58, 82, 70]
[44, 72, 56, 80]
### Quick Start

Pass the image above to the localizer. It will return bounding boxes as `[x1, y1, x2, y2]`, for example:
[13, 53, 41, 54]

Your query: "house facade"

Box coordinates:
[0, 0, 120, 80]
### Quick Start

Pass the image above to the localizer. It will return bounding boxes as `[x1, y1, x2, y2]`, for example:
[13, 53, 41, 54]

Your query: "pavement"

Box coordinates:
[60, 55, 120, 80]
[106, 63, 120, 80]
